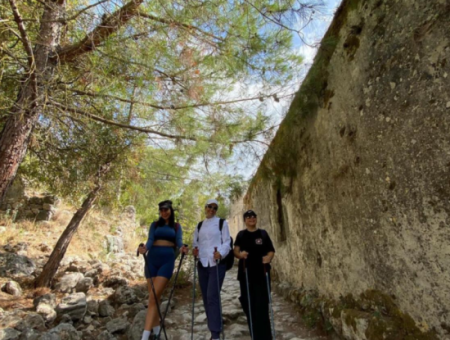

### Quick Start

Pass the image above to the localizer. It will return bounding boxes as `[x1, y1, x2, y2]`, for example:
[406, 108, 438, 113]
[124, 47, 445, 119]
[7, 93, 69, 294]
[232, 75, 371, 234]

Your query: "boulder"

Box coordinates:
[98, 300, 115, 317]
[102, 276, 127, 289]
[86, 300, 99, 316]
[127, 310, 146, 340]
[55, 293, 86, 321]
[3, 281, 22, 296]
[75, 278, 93, 293]
[36, 210, 53, 222]
[105, 317, 129, 334]
[0, 253, 35, 278]
[0, 328, 20, 340]
[39, 323, 81, 340]
[55, 273, 84, 293]
[97, 331, 117, 340]
[104, 235, 124, 254]
[34, 294, 57, 324]
[16, 313, 45, 332]
[113, 286, 140, 305]
[18, 328, 41, 340]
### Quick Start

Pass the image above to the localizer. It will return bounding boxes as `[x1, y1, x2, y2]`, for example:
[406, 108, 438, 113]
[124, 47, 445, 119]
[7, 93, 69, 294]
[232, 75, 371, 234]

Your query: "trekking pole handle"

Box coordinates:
[137, 243, 145, 257]
[214, 247, 219, 263]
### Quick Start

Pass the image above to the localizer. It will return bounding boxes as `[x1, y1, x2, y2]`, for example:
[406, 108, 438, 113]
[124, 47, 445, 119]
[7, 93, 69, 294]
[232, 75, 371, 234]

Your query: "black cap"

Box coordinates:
[243, 210, 257, 219]
[158, 200, 172, 209]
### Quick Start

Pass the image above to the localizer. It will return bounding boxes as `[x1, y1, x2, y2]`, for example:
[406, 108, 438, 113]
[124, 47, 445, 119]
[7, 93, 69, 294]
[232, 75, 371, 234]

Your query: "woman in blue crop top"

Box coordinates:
[138, 200, 188, 340]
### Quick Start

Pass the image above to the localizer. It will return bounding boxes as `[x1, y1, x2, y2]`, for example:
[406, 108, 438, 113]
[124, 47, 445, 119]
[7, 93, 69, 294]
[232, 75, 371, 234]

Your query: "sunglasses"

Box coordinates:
[245, 215, 257, 219]
[206, 204, 218, 211]
[159, 208, 170, 212]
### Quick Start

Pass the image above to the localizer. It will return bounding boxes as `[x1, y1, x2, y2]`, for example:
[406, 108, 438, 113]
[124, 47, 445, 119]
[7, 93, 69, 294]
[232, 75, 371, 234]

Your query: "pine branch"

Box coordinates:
[137, 12, 225, 42]
[49, 101, 274, 146]
[68, 88, 294, 110]
[56, 0, 144, 63]
[48, 101, 198, 141]
[65, 0, 110, 23]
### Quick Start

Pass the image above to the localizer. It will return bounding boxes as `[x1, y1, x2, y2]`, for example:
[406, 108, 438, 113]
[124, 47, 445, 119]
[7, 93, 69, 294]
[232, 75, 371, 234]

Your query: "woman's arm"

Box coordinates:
[263, 251, 275, 264]
[176, 224, 183, 249]
[145, 223, 155, 252]
[233, 245, 241, 259]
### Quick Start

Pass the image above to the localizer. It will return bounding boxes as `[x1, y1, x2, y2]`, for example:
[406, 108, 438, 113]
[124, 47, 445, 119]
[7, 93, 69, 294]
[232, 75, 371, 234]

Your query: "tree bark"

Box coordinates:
[0, 1, 65, 202]
[35, 163, 111, 288]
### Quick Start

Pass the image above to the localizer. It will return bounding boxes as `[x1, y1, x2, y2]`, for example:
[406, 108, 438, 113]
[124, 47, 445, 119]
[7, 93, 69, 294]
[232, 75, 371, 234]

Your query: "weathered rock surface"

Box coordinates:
[55, 293, 87, 321]
[2, 280, 22, 296]
[39, 323, 81, 340]
[55, 273, 84, 293]
[0, 253, 35, 278]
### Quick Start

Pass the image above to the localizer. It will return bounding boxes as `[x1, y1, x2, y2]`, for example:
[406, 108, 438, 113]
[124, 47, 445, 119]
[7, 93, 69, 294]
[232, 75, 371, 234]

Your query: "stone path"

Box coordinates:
[160, 266, 332, 340]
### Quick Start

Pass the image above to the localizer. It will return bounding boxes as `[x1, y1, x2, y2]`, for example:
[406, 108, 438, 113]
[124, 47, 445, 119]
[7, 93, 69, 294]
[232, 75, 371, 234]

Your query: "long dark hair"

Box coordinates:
[156, 205, 176, 228]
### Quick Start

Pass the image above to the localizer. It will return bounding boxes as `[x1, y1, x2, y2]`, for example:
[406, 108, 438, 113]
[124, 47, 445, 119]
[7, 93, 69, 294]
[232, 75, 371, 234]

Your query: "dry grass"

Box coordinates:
[0, 202, 142, 261]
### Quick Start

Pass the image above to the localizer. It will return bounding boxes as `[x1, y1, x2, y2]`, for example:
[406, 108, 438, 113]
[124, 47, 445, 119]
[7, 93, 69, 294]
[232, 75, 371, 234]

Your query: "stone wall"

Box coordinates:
[227, 195, 245, 238]
[0, 177, 59, 222]
[231, 0, 450, 337]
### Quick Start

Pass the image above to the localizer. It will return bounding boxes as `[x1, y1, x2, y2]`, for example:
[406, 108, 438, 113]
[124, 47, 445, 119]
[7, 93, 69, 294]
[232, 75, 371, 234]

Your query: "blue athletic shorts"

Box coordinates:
[144, 246, 175, 279]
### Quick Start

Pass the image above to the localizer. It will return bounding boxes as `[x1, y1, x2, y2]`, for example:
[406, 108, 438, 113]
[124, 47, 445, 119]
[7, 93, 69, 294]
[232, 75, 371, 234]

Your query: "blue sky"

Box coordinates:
[223, 0, 343, 180]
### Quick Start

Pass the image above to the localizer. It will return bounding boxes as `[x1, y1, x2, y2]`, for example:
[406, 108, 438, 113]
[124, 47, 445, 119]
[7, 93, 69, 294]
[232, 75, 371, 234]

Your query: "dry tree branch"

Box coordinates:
[67, 88, 295, 110]
[8, 0, 37, 101]
[137, 11, 224, 42]
[48, 101, 198, 141]
[48, 101, 276, 147]
[65, 0, 110, 23]
[56, 0, 145, 63]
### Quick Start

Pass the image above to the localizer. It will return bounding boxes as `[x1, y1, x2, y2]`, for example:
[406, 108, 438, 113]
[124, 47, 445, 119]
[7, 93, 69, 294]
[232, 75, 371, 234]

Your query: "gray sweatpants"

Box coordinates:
[197, 262, 226, 339]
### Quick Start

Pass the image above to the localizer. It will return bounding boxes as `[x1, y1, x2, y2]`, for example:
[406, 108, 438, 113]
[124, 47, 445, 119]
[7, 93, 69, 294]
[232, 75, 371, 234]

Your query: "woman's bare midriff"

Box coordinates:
[153, 240, 175, 247]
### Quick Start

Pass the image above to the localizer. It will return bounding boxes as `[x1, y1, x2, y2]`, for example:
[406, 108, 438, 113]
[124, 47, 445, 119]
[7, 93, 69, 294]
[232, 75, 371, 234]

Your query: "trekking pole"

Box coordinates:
[137, 243, 168, 340]
[264, 263, 276, 339]
[244, 259, 254, 340]
[214, 247, 225, 340]
[156, 244, 188, 340]
[191, 247, 198, 340]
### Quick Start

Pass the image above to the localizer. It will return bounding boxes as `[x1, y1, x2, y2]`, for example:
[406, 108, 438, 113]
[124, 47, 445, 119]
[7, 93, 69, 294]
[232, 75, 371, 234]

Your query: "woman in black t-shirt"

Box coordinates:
[234, 210, 275, 340]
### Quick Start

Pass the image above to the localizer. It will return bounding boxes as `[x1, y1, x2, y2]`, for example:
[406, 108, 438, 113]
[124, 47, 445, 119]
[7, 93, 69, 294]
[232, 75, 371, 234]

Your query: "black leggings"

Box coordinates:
[239, 277, 273, 340]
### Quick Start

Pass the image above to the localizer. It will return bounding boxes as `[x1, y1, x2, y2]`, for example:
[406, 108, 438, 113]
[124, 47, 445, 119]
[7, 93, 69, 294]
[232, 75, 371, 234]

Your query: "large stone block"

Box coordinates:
[55, 293, 87, 321]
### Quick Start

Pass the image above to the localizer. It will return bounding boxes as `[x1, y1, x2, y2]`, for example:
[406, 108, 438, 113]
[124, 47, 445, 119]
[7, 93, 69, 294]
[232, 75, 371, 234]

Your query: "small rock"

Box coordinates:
[106, 317, 129, 334]
[127, 310, 146, 340]
[75, 277, 93, 293]
[39, 323, 81, 340]
[98, 330, 117, 340]
[3, 281, 22, 296]
[86, 299, 99, 316]
[98, 300, 115, 317]
[39, 243, 51, 253]
[42, 203, 53, 211]
[446, 101, 450, 109]
[18, 328, 41, 340]
[55, 272, 84, 293]
[113, 286, 140, 305]
[0, 328, 21, 340]
[16, 313, 45, 332]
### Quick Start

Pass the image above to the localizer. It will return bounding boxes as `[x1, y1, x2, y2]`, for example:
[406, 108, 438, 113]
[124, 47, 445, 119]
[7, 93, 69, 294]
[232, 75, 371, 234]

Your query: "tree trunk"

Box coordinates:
[35, 185, 101, 288]
[0, 1, 65, 202]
